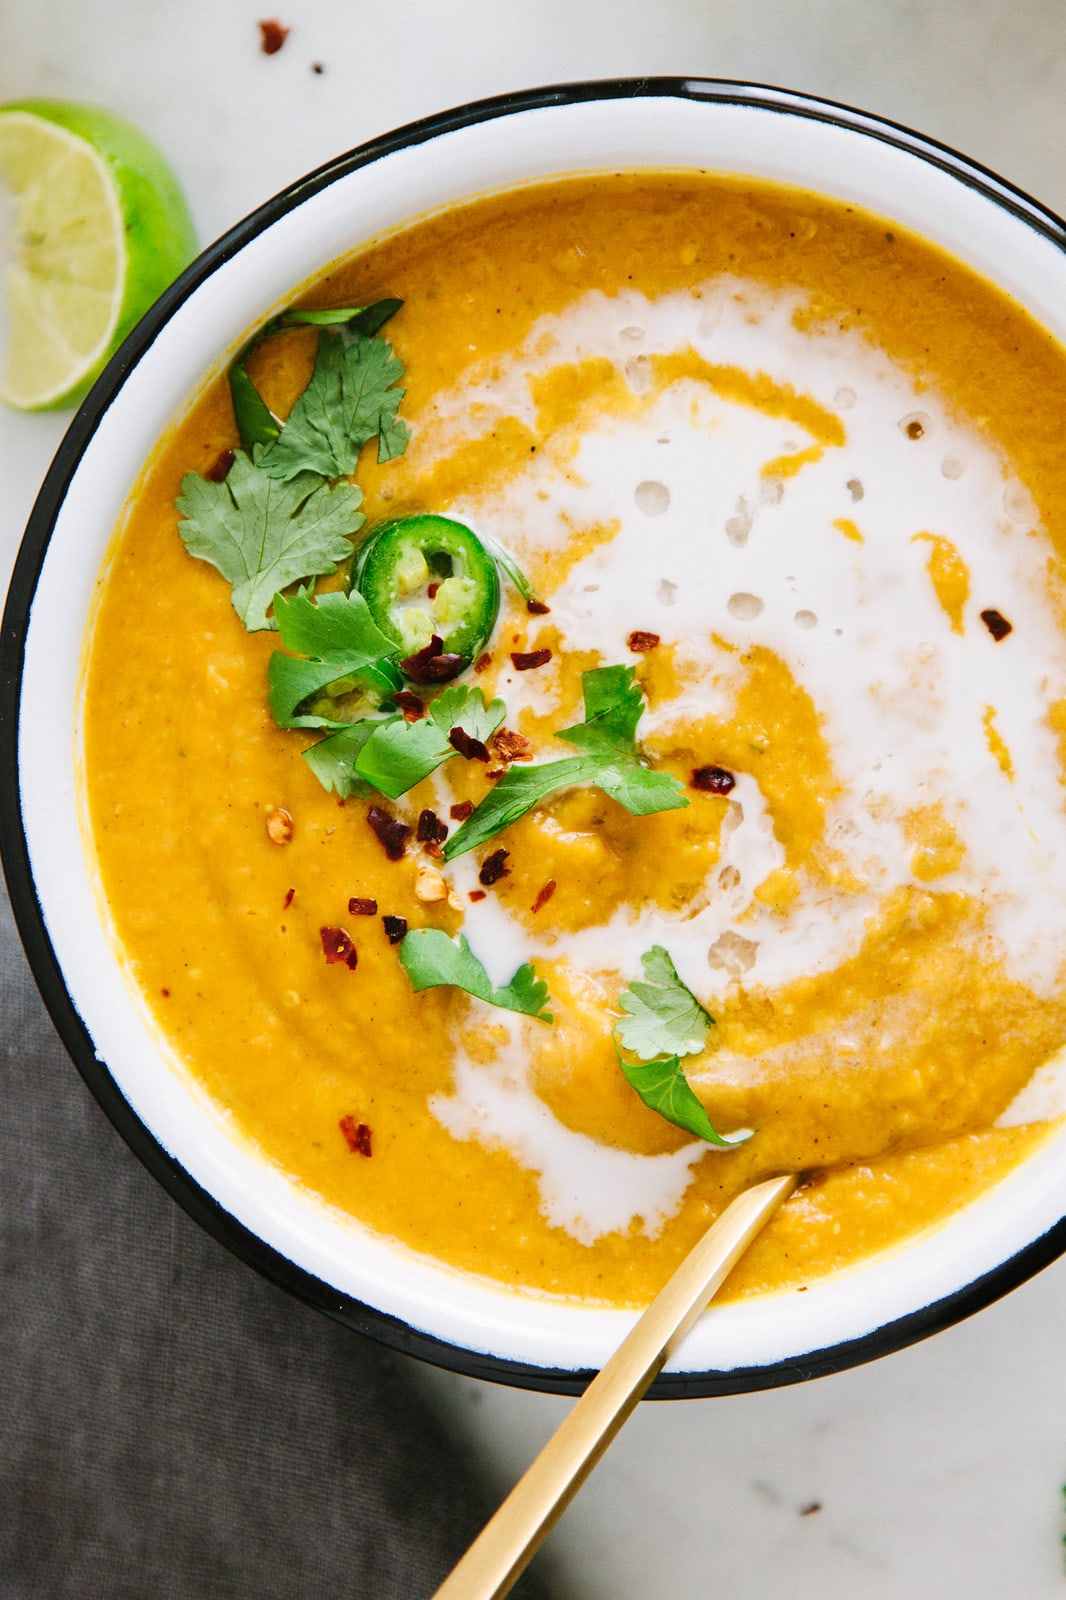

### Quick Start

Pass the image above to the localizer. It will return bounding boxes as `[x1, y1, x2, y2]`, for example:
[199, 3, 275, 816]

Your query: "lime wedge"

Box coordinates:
[0, 100, 196, 410]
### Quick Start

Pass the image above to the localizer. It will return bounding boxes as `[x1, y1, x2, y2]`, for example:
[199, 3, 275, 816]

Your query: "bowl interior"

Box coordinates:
[9, 81, 1066, 1392]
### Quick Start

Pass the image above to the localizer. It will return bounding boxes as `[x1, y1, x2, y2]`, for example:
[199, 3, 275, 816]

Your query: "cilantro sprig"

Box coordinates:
[399, 928, 552, 1021]
[613, 947, 750, 1148]
[443, 664, 687, 859]
[177, 299, 409, 631]
[229, 298, 403, 454]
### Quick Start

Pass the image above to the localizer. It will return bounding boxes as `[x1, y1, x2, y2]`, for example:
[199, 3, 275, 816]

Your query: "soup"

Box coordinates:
[81, 172, 1066, 1308]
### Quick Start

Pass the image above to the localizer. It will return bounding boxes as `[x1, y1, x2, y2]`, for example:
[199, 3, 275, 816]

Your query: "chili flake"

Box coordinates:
[980, 608, 1013, 641]
[382, 914, 408, 945]
[320, 927, 358, 970]
[367, 805, 411, 861]
[449, 726, 490, 762]
[473, 652, 492, 674]
[205, 448, 235, 483]
[691, 765, 736, 795]
[401, 634, 464, 684]
[348, 896, 377, 916]
[526, 598, 551, 615]
[450, 800, 474, 822]
[531, 880, 557, 914]
[283, 887, 295, 910]
[627, 630, 661, 653]
[469, 889, 487, 903]
[393, 690, 425, 722]
[339, 1115, 372, 1157]
[479, 848, 510, 887]
[258, 18, 290, 53]
[510, 648, 552, 672]
[416, 809, 449, 844]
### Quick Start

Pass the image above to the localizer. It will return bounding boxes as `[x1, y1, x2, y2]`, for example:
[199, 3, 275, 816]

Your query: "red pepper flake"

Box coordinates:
[427, 580, 441, 599]
[486, 768, 505, 780]
[401, 634, 463, 684]
[339, 1115, 373, 1157]
[393, 690, 425, 723]
[980, 608, 1013, 641]
[265, 806, 294, 845]
[449, 726, 490, 762]
[416, 808, 449, 844]
[450, 800, 475, 821]
[511, 648, 552, 672]
[320, 926, 358, 969]
[627, 629, 661, 653]
[526, 598, 551, 615]
[473, 652, 492, 674]
[492, 728, 531, 763]
[691, 765, 736, 795]
[479, 848, 510, 887]
[160, 987, 171, 998]
[531, 879, 557, 914]
[283, 886, 296, 910]
[348, 896, 377, 916]
[258, 18, 290, 53]
[422, 840, 443, 859]
[382, 914, 407, 944]
[367, 805, 411, 861]
[469, 889, 487, 902]
[205, 448, 235, 483]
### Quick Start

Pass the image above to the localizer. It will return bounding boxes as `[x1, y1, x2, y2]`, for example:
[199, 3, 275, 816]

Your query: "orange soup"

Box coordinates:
[82, 173, 1066, 1307]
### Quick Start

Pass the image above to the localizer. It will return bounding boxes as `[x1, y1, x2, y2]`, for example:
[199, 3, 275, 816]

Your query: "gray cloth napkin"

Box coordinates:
[0, 880, 552, 1599]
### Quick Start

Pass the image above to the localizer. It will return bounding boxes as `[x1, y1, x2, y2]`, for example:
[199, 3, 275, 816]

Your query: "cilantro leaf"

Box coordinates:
[176, 452, 364, 631]
[558, 661, 644, 750]
[257, 331, 407, 482]
[354, 685, 505, 799]
[614, 1043, 750, 1148]
[302, 722, 381, 799]
[229, 299, 403, 452]
[441, 758, 586, 858]
[377, 411, 411, 464]
[443, 665, 687, 859]
[399, 928, 552, 1021]
[268, 588, 400, 727]
[230, 361, 280, 452]
[279, 299, 402, 336]
[615, 946, 712, 1061]
[427, 682, 508, 744]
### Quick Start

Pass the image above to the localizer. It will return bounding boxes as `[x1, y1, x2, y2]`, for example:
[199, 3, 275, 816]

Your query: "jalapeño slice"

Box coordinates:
[355, 514, 500, 671]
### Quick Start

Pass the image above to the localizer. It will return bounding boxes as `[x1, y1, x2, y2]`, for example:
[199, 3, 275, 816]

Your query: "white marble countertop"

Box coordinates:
[4, 3, 1066, 1594]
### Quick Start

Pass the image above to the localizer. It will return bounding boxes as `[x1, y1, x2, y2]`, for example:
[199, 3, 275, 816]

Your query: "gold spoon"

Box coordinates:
[432, 1171, 796, 1600]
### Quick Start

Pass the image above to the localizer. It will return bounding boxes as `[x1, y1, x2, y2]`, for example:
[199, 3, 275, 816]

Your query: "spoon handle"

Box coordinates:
[431, 1171, 796, 1600]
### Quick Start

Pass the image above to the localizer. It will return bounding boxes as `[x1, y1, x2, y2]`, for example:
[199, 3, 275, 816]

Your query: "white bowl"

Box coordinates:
[5, 79, 1066, 1396]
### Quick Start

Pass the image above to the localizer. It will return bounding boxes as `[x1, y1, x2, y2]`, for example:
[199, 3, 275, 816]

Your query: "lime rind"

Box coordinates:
[0, 99, 197, 410]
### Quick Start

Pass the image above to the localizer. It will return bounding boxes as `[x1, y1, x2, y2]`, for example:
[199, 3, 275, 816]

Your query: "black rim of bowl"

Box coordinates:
[3, 76, 1066, 1399]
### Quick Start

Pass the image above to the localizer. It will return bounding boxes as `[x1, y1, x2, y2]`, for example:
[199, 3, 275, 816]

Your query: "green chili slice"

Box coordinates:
[354, 514, 501, 671]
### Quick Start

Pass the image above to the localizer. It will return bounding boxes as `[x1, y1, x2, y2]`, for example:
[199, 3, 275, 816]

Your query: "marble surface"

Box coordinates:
[4, 2, 1066, 1594]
